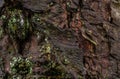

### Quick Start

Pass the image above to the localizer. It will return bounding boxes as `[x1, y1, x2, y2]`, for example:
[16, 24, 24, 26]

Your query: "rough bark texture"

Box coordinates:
[0, 0, 120, 79]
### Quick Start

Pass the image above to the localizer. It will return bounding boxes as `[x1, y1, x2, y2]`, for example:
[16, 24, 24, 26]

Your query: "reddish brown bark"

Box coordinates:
[0, 0, 120, 79]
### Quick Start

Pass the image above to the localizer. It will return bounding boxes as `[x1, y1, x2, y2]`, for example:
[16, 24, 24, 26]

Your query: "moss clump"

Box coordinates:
[10, 57, 32, 75]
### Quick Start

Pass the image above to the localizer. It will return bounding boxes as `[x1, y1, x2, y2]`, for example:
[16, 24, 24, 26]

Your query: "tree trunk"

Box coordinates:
[0, 0, 120, 79]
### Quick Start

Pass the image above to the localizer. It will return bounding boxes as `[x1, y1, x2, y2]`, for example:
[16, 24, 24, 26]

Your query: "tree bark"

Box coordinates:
[0, 0, 120, 79]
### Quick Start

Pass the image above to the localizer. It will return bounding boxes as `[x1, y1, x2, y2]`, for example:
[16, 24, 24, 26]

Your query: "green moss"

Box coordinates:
[10, 57, 32, 75]
[0, 27, 3, 39]
[0, 8, 31, 40]
[112, 2, 120, 8]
